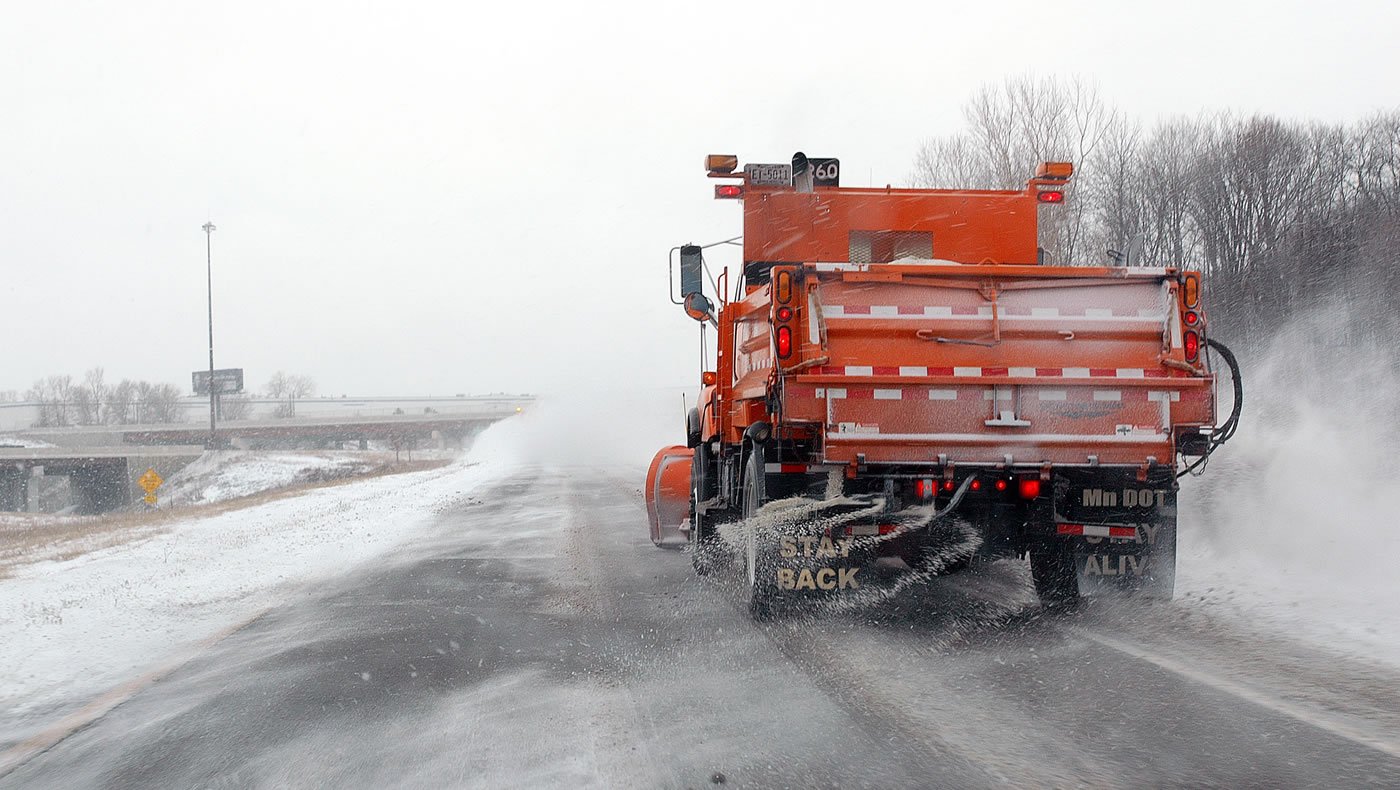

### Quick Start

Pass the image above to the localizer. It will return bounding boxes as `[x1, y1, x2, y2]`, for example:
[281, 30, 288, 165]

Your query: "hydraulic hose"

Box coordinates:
[1177, 337, 1243, 478]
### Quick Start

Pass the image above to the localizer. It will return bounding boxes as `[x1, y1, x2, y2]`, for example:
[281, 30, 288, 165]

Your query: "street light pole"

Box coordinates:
[203, 221, 217, 450]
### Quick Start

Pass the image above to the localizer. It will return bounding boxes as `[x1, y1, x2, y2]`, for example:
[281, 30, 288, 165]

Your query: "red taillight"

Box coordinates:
[1183, 311, 1199, 326]
[776, 306, 793, 322]
[942, 480, 955, 491]
[1037, 190, 1064, 204]
[1018, 478, 1041, 499]
[970, 479, 982, 491]
[916, 479, 933, 498]
[1184, 330, 1200, 362]
[995, 479, 1008, 492]
[776, 326, 792, 358]
[715, 185, 743, 198]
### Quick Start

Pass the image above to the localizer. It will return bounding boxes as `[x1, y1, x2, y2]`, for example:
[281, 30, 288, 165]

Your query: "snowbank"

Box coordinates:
[155, 450, 394, 506]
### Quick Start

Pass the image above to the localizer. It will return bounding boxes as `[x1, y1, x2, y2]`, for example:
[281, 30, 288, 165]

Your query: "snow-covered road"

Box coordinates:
[2, 394, 1399, 787]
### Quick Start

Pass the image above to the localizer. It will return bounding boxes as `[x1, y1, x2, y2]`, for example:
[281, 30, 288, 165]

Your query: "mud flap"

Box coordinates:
[730, 494, 983, 615]
[1055, 473, 1177, 599]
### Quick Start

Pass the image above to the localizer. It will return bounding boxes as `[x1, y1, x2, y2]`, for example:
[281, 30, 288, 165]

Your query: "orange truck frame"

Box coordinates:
[646, 153, 1242, 618]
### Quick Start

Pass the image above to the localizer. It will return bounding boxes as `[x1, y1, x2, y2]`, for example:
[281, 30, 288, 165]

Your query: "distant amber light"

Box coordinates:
[705, 154, 738, 174]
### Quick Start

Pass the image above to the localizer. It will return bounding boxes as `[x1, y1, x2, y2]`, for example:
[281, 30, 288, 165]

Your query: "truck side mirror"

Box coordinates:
[680, 245, 704, 298]
[679, 244, 713, 321]
[685, 292, 714, 322]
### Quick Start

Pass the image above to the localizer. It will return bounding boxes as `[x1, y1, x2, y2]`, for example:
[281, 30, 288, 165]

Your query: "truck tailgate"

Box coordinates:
[783, 266, 1213, 467]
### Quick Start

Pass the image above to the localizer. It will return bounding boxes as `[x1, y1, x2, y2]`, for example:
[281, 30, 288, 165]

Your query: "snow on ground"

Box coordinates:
[0, 418, 528, 748]
[155, 450, 398, 506]
[0, 436, 54, 449]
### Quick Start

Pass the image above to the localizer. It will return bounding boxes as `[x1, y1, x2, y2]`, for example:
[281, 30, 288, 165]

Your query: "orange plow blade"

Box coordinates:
[645, 446, 692, 547]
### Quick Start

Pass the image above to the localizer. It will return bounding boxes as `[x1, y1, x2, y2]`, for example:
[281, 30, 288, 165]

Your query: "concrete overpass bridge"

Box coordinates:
[0, 397, 529, 514]
[0, 446, 203, 515]
[121, 412, 506, 450]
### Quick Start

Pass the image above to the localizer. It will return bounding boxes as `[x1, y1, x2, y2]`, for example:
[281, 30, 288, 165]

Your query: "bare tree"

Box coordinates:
[220, 394, 253, 421]
[909, 75, 1116, 264]
[105, 379, 136, 425]
[127, 381, 184, 424]
[84, 367, 106, 424]
[71, 387, 97, 426]
[267, 371, 315, 418]
[1355, 110, 1400, 219]
[26, 375, 74, 427]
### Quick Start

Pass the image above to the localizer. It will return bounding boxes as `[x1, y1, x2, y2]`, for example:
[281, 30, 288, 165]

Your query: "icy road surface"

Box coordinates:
[4, 458, 1400, 788]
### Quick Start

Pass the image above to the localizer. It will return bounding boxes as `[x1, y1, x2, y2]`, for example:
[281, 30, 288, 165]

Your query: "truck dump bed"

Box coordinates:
[779, 262, 1213, 467]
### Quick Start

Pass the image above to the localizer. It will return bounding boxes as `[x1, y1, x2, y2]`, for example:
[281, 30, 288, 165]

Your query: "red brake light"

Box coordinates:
[995, 479, 1008, 492]
[942, 480, 955, 491]
[970, 479, 982, 491]
[916, 479, 933, 498]
[776, 326, 792, 358]
[776, 306, 793, 322]
[1184, 330, 1200, 362]
[1037, 190, 1064, 204]
[1184, 311, 1199, 326]
[1018, 478, 1041, 499]
[715, 185, 743, 198]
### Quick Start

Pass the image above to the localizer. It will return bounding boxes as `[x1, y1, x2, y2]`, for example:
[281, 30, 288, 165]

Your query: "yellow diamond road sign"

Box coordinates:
[138, 468, 163, 493]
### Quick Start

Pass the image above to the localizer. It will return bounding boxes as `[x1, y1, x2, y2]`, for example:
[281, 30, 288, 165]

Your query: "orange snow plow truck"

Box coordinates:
[646, 153, 1242, 618]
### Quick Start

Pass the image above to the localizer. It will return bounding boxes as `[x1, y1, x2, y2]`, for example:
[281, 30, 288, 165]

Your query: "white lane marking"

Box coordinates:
[1070, 627, 1400, 761]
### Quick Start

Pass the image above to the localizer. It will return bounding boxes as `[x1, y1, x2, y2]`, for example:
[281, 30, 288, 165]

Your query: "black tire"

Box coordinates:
[689, 446, 730, 576]
[742, 451, 779, 620]
[1030, 542, 1081, 609]
[690, 494, 731, 576]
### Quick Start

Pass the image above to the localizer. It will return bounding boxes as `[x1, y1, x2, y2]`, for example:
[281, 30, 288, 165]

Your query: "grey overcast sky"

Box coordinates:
[3, 0, 1397, 398]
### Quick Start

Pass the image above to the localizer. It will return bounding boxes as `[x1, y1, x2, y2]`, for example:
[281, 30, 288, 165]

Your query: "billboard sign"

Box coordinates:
[193, 368, 244, 395]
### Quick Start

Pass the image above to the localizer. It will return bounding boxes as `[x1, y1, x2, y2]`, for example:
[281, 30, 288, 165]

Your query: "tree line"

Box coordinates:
[20, 369, 316, 427]
[911, 76, 1400, 351]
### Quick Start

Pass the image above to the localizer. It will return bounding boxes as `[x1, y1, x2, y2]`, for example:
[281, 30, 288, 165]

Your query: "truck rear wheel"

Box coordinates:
[1031, 543, 1081, 609]
[742, 451, 778, 620]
